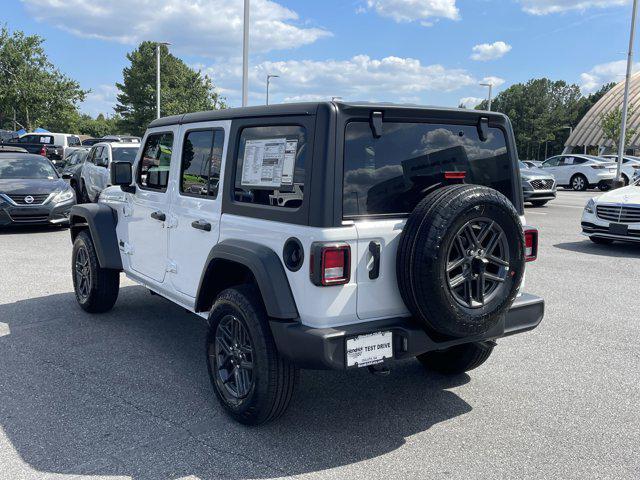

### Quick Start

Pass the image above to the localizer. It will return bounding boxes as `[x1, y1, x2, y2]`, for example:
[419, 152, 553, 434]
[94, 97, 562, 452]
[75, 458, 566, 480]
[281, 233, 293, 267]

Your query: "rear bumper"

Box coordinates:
[270, 293, 545, 370]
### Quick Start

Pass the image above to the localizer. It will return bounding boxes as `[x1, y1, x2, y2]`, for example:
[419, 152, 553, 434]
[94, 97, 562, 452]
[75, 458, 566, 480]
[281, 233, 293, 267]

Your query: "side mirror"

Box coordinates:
[110, 161, 136, 193]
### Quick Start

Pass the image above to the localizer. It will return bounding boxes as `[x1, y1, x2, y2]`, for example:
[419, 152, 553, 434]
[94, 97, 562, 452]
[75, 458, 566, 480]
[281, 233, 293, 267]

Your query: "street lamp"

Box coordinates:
[242, 0, 250, 107]
[480, 82, 493, 111]
[156, 42, 171, 119]
[616, 0, 638, 187]
[266, 74, 279, 105]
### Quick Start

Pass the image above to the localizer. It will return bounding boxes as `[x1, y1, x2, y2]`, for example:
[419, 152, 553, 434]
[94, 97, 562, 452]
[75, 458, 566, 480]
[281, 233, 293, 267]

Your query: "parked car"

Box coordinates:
[522, 160, 542, 169]
[61, 148, 90, 199]
[0, 129, 19, 143]
[0, 152, 76, 226]
[601, 155, 640, 185]
[80, 142, 139, 202]
[581, 177, 640, 244]
[1, 132, 82, 168]
[540, 154, 617, 191]
[520, 161, 556, 207]
[68, 102, 544, 425]
[101, 135, 141, 143]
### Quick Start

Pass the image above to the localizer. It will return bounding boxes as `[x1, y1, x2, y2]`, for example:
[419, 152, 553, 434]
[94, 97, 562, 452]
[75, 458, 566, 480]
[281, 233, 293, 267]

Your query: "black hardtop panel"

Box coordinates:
[147, 101, 505, 129]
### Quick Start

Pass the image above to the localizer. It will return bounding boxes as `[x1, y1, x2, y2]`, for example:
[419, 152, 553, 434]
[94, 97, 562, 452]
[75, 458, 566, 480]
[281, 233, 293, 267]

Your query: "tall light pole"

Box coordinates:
[242, 0, 250, 107]
[616, 0, 638, 188]
[266, 74, 279, 105]
[480, 82, 493, 111]
[156, 42, 171, 119]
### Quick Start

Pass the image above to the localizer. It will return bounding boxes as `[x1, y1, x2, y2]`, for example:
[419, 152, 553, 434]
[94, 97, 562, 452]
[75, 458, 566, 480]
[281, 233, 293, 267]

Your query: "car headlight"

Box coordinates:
[584, 198, 596, 214]
[52, 188, 75, 203]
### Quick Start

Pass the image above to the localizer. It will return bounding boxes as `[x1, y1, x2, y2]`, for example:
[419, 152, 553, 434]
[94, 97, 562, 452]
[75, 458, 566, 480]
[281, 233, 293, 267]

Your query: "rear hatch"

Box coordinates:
[341, 111, 521, 320]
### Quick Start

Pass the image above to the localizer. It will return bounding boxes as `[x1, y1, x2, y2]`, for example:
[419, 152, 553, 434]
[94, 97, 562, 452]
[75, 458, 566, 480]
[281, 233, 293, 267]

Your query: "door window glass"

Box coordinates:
[180, 129, 225, 198]
[137, 133, 174, 191]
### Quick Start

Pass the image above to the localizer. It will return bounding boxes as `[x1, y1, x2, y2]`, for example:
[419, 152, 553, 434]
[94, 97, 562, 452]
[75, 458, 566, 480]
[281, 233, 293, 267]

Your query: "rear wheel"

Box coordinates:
[81, 183, 90, 203]
[72, 230, 120, 313]
[571, 174, 588, 191]
[417, 341, 494, 375]
[206, 285, 298, 425]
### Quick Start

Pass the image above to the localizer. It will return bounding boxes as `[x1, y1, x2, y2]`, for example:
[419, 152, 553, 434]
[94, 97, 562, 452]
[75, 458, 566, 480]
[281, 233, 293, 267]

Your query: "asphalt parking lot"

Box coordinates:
[0, 190, 638, 480]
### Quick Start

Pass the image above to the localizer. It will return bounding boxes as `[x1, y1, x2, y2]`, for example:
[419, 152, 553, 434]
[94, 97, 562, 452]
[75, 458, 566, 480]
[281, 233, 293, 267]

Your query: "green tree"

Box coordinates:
[0, 26, 87, 131]
[73, 113, 125, 137]
[115, 42, 226, 136]
[599, 105, 636, 153]
[476, 78, 586, 160]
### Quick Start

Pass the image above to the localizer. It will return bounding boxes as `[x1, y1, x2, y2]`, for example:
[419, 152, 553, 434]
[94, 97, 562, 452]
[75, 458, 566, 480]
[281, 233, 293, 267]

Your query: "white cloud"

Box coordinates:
[21, 0, 331, 57]
[80, 84, 118, 116]
[470, 41, 512, 61]
[203, 55, 478, 106]
[363, 0, 460, 25]
[579, 60, 637, 93]
[519, 0, 629, 15]
[459, 97, 484, 108]
[481, 76, 506, 88]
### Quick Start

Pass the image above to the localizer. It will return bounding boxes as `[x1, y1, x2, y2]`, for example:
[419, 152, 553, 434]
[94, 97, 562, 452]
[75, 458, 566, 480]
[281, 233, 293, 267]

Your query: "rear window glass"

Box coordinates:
[343, 122, 512, 217]
[234, 125, 307, 209]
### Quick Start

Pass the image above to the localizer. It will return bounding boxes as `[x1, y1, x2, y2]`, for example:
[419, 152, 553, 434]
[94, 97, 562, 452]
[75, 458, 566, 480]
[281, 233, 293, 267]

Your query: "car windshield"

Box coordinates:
[0, 156, 57, 179]
[519, 161, 529, 169]
[112, 147, 138, 163]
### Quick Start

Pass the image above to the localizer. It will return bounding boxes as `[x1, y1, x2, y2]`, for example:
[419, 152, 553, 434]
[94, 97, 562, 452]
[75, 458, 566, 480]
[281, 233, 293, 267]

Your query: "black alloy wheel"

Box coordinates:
[74, 245, 92, 302]
[446, 218, 510, 309]
[211, 314, 255, 401]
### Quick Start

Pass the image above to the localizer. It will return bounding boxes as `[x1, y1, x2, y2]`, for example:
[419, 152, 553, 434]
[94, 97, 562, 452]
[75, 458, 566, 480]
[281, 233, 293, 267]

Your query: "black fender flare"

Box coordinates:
[69, 204, 122, 270]
[195, 239, 298, 320]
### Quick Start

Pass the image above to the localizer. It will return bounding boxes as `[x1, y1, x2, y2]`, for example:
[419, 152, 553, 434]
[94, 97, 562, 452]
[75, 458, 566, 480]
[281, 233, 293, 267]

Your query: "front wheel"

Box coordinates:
[417, 341, 494, 375]
[206, 285, 299, 425]
[72, 230, 120, 313]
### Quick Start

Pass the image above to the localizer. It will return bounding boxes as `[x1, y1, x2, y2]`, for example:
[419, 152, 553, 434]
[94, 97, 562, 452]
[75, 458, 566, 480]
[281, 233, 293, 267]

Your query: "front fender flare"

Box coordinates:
[69, 204, 122, 270]
[196, 239, 298, 320]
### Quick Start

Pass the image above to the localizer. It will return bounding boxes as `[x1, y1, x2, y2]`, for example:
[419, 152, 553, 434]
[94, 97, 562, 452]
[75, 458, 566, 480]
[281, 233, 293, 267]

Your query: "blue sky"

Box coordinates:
[2, 0, 637, 116]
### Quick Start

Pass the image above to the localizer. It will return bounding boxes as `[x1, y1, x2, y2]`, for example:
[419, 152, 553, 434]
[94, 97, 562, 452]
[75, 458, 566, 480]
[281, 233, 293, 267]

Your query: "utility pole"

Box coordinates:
[156, 42, 171, 119]
[242, 0, 250, 107]
[480, 82, 493, 111]
[616, 0, 638, 188]
[266, 74, 279, 105]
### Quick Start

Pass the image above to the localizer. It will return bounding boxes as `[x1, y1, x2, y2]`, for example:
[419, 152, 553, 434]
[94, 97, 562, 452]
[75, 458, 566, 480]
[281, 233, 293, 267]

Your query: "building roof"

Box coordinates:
[566, 72, 640, 149]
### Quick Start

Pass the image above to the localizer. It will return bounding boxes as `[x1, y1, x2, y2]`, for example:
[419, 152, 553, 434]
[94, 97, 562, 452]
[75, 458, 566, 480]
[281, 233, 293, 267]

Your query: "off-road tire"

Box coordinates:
[72, 230, 120, 313]
[571, 174, 588, 191]
[206, 285, 299, 425]
[417, 341, 494, 375]
[397, 185, 525, 338]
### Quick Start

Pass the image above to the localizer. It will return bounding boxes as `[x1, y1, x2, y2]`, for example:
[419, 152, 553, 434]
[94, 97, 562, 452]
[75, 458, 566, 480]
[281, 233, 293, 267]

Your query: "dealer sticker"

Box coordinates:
[346, 331, 393, 368]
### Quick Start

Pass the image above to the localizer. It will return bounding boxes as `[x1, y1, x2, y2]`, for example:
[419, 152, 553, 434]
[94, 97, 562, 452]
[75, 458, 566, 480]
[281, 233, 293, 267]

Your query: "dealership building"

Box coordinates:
[565, 72, 640, 155]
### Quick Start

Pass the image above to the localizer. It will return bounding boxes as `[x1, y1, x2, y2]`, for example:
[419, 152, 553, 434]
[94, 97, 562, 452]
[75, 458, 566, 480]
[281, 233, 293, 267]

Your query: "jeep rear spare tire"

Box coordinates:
[397, 185, 525, 338]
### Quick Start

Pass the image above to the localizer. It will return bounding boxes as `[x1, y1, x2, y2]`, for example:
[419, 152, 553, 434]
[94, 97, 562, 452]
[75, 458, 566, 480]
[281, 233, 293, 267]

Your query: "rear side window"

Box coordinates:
[233, 125, 307, 209]
[343, 122, 512, 217]
[137, 133, 174, 191]
[112, 147, 139, 163]
[181, 129, 225, 198]
[68, 136, 81, 146]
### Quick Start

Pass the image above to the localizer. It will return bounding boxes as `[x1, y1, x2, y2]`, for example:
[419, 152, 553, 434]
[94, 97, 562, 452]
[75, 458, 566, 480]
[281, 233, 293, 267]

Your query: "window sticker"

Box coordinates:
[241, 138, 297, 188]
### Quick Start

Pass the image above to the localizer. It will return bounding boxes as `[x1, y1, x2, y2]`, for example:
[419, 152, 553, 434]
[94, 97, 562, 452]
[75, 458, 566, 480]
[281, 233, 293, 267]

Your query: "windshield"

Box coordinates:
[0, 156, 58, 179]
[112, 147, 138, 163]
[519, 161, 529, 169]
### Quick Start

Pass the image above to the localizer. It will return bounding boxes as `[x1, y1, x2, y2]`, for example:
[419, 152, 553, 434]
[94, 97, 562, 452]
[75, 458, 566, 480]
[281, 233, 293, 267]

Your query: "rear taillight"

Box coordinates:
[444, 171, 466, 180]
[39, 146, 47, 157]
[310, 243, 351, 286]
[524, 226, 538, 262]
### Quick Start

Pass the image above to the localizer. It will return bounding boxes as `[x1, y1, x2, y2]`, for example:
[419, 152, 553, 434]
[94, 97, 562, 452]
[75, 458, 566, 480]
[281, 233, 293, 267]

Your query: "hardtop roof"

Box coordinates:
[147, 101, 505, 128]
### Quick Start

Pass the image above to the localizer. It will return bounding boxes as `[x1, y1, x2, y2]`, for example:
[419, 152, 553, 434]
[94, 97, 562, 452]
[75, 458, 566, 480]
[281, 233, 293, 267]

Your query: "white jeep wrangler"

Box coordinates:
[69, 102, 544, 425]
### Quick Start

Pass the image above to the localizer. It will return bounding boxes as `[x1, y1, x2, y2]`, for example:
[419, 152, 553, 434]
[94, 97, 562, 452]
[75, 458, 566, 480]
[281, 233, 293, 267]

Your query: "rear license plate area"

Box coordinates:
[346, 331, 393, 368]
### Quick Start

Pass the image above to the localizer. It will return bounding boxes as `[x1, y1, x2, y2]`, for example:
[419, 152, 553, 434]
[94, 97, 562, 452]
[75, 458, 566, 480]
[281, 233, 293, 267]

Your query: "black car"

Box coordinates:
[60, 148, 89, 199]
[0, 153, 76, 226]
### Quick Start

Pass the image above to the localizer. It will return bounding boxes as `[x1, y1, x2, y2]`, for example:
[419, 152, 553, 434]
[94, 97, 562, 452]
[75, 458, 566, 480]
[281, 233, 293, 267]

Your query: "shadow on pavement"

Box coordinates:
[554, 240, 640, 258]
[0, 285, 472, 479]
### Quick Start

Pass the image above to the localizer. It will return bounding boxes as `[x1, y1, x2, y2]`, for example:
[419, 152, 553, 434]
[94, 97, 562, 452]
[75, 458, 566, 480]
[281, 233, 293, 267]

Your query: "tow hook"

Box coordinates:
[368, 364, 390, 376]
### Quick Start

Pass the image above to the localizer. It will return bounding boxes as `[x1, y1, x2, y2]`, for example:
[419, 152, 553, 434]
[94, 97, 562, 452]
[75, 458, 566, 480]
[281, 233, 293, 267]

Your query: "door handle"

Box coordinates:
[150, 211, 166, 221]
[368, 241, 381, 280]
[191, 219, 212, 232]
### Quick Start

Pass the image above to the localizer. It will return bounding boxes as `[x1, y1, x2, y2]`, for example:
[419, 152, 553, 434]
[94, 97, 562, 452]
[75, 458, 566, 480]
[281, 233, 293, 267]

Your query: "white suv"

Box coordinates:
[79, 142, 139, 202]
[68, 102, 544, 425]
[540, 154, 617, 191]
